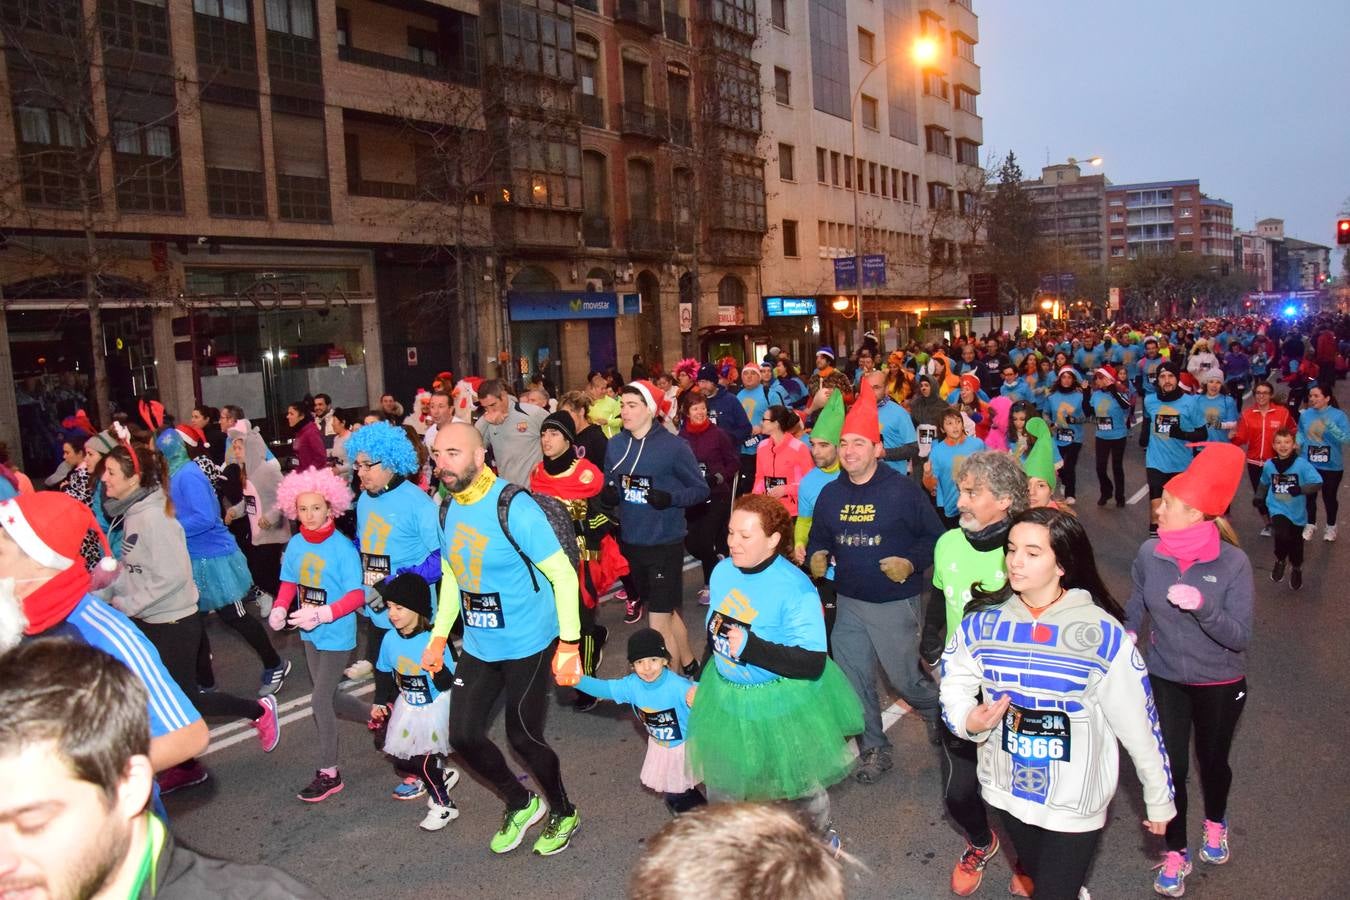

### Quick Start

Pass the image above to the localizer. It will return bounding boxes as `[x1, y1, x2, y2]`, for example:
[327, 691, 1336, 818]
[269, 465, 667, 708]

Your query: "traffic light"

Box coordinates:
[1339, 218, 1350, 245]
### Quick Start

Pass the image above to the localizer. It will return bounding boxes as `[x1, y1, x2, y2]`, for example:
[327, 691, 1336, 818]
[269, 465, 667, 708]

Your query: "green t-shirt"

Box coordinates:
[932, 528, 1007, 643]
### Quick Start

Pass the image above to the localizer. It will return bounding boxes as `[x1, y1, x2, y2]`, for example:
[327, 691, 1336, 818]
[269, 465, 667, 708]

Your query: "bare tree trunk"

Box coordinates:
[83, 219, 111, 426]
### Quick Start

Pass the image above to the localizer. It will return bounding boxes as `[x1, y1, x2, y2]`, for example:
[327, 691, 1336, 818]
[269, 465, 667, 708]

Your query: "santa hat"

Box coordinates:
[1178, 372, 1199, 394]
[816, 346, 836, 362]
[625, 380, 671, 419]
[1164, 442, 1245, 516]
[841, 381, 881, 444]
[1056, 366, 1079, 380]
[1094, 365, 1118, 383]
[175, 423, 209, 449]
[810, 390, 846, 445]
[137, 398, 165, 431]
[0, 493, 113, 573]
[1023, 417, 1057, 490]
[959, 373, 981, 394]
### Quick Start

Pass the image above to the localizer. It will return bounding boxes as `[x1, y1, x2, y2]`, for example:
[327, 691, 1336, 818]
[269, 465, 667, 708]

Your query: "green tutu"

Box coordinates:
[687, 659, 863, 802]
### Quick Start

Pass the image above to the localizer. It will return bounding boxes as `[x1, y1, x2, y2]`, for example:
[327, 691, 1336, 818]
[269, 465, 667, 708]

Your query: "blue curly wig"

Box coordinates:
[344, 421, 419, 476]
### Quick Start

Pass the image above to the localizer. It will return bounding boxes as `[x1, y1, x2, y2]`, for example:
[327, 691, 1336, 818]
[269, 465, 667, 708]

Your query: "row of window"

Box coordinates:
[810, 146, 925, 206]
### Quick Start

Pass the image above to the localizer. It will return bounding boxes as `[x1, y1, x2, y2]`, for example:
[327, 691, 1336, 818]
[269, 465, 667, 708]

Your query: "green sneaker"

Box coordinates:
[489, 794, 546, 854]
[532, 809, 580, 856]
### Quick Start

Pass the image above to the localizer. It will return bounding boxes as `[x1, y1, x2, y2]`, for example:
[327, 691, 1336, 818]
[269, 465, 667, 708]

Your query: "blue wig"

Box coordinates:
[344, 421, 419, 476]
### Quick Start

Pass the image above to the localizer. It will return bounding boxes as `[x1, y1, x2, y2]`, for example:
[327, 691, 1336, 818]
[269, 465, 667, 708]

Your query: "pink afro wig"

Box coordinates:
[672, 358, 700, 382]
[275, 466, 353, 520]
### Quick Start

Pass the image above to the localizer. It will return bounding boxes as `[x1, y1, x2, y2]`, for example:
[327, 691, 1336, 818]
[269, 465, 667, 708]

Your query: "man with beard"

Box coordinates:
[0, 640, 320, 899]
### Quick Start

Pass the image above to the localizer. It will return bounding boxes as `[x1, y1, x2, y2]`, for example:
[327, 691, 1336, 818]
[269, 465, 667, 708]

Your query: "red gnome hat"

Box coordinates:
[841, 380, 881, 444]
[0, 493, 117, 635]
[1164, 442, 1245, 516]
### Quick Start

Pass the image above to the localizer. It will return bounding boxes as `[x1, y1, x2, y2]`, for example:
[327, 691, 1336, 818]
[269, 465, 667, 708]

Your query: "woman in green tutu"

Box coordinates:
[687, 493, 863, 847]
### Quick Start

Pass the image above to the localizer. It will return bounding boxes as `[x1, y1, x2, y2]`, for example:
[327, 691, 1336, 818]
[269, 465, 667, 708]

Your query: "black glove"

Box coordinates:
[1063, 415, 1080, 425]
[599, 482, 621, 506]
[648, 488, 673, 509]
[705, 471, 725, 490]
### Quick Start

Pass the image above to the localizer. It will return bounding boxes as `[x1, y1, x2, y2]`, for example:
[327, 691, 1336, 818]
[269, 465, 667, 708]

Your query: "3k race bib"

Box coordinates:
[1272, 474, 1298, 497]
[1309, 446, 1331, 465]
[1056, 428, 1075, 444]
[708, 609, 752, 659]
[639, 707, 683, 743]
[244, 495, 258, 516]
[461, 590, 505, 629]
[622, 474, 652, 504]
[1002, 704, 1070, 763]
[396, 672, 431, 706]
[299, 586, 327, 607]
[361, 553, 390, 587]
[1153, 414, 1179, 437]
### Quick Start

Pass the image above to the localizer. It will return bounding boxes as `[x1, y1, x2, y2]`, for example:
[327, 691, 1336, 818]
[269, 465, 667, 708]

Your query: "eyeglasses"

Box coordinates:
[354, 461, 379, 472]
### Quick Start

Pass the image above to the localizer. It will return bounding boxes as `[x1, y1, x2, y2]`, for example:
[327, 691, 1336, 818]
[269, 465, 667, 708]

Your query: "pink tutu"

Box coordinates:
[640, 739, 699, 794]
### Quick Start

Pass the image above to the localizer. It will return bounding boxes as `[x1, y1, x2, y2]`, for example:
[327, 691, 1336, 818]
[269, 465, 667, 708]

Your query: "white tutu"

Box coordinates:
[640, 739, 699, 794]
[382, 692, 451, 759]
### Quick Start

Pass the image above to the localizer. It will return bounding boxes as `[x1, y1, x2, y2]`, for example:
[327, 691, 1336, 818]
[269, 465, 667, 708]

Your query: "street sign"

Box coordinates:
[862, 254, 886, 287]
[833, 257, 858, 290]
[1109, 287, 1121, 311]
[969, 272, 999, 313]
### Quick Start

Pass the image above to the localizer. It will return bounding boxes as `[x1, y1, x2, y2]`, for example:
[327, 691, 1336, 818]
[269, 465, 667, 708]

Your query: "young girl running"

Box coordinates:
[371, 573, 459, 832]
[575, 628, 704, 815]
[269, 467, 369, 802]
[1259, 429, 1322, 591]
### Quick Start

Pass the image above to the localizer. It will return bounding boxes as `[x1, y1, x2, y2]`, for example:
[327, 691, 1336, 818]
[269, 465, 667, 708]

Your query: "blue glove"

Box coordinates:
[394, 550, 441, 585]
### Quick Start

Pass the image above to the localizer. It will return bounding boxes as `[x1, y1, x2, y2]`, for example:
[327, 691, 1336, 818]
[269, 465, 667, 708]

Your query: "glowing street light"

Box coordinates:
[912, 36, 940, 66]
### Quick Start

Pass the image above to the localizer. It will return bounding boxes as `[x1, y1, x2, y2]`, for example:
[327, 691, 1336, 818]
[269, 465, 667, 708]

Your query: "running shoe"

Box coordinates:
[258, 659, 292, 697]
[951, 834, 999, 896]
[419, 799, 460, 832]
[1326, 525, 1338, 542]
[615, 588, 628, 602]
[1152, 849, 1191, 897]
[1290, 568, 1304, 591]
[1009, 865, 1034, 897]
[1198, 818, 1230, 865]
[592, 625, 608, 672]
[697, 588, 710, 606]
[822, 826, 842, 858]
[1271, 560, 1286, 583]
[393, 776, 427, 801]
[532, 809, 580, 856]
[623, 597, 644, 625]
[573, 691, 599, 712]
[298, 770, 344, 803]
[1302, 524, 1316, 541]
[344, 659, 374, 680]
[1148, 523, 1159, 538]
[853, 746, 893, 784]
[1259, 525, 1272, 537]
[490, 793, 547, 854]
[156, 761, 209, 795]
[254, 695, 280, 752]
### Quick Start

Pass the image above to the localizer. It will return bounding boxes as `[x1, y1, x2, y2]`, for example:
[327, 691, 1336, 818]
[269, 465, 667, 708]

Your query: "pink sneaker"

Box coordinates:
[254, 695, 280, 752]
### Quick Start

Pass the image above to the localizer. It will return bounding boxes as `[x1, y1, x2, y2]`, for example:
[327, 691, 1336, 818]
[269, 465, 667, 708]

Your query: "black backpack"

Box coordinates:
[440, 482, 581, 593]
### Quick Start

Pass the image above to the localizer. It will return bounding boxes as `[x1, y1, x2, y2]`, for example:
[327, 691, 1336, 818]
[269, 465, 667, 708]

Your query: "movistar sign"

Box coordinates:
[508, 291, 618, 321]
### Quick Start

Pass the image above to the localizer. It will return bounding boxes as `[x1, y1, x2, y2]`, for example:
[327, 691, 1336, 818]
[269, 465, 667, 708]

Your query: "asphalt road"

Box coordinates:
[170, 386, 1350, 900]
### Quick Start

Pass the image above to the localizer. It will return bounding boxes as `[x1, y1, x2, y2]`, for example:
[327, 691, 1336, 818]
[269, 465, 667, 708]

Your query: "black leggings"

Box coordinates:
[138, 615, 262, 722]
[1246, 462, 1269, 521]
[685, 495, 731, 585]
[1306, 468, 1342, 526]
[938, 720, 991, 848]
[196, 604, 281, 685]
[1152, 676, 1248, 853]
[1271, 516, 1305, 567]
[447, 645, 572, 816]
[243, 541, 284, 596]
[995, 809, 1101, 900]
[400, 753, 454, 805]
[664, 787, 707, 815]
[1058, 442, 1081, 498]
[1094, 437, 1126, 503]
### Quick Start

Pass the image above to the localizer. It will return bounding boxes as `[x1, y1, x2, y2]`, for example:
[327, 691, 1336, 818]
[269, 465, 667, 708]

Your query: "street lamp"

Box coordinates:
[848, 37, 938, 350]
[1053, 154, 1103, 317]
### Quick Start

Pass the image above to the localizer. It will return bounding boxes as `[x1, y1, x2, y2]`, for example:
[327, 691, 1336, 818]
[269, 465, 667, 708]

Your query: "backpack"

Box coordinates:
[439, 482, 581, 593]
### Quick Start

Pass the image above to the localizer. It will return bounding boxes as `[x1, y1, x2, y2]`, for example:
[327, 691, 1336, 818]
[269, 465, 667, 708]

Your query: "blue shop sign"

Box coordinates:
[507, 291, 618, 321]
[764, 296, 818, 317]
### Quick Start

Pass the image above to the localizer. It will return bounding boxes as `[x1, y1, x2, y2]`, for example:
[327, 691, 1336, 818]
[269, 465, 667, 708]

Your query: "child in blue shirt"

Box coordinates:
[1260, 430, 1322, 591]
[575, 628, 704, 814]
[372, 573, 460, 831]
[926, 410, 987, 525]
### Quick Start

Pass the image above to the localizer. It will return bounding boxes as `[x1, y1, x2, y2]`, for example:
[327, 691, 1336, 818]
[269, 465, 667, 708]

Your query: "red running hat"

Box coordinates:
[841, 380, 881, 444]
[1164, 442, 1245, 516]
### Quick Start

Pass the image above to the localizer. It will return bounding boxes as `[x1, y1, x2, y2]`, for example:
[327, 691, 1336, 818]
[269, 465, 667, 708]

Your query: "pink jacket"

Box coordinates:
[753, 433, 813, 515]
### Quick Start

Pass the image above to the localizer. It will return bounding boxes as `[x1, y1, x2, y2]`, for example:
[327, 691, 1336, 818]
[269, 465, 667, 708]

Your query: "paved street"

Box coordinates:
[170, 390, 1350, 899]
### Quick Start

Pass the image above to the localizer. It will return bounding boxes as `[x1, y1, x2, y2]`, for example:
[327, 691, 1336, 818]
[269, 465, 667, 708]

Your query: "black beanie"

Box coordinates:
[541, 410, 577, 445]
[1156, 360, 1182, 379]
[375, 572, 433, 620]
[627, 627, 670, 663]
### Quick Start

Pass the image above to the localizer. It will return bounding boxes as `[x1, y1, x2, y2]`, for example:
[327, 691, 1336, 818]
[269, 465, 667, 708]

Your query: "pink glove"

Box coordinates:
[267, 606, 288, 631]
[288, 605, 334, 631]
[1166, 584, 1204, 611]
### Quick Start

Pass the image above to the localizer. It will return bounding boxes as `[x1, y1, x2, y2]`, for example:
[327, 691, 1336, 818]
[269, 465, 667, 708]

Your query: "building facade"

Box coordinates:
[1025, 162, 1108, 267]
[1104, 179, 1233, 268]
[1236, 218, 1332, 294]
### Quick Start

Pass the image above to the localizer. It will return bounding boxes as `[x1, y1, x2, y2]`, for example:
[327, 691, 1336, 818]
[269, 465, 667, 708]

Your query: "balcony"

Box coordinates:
[669, 114, 692, 147]
[576, 0, 598, 10]
[699, 0, 756, 38]
[582, 215, 611, 248]
[664, 10, 688, 43]
[620, 102, 668, 141]
[707, 228, 762, 264]
[628, 217, 674, 254]
[578, 93, 606, 128]
[616, 0, 663, 33]
[348, 178, 416, 200]
[338, 43, 478, 87]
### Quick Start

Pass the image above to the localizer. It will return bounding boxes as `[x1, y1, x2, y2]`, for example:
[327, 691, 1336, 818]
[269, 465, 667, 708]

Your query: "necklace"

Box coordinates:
[1018, 587, 1066, 615]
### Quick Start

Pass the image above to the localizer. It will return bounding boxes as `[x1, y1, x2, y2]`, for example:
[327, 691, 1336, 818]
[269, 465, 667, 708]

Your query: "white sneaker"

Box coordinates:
[697, 588, 710, 606]
[419, 799, 459, 832]
[344, 659, 374, 680]
[1302, 524, 1317, 541]
[1326, 525, 1338, 542]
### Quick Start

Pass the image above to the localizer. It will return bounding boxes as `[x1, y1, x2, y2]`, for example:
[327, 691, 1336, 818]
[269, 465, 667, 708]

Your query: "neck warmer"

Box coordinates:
[684, 417, 712, 435]
[1272, 454, 1296, 474]
[452, 466, 496, 505]
[22, 564, 92, 635]
[1156, 385, 1184, 402]
[1156, 519, 1220, 573]
[963, 516, 1012, 552]
[300, 520, 336, 543]
[103, 486, 152, 519]
[735, 554, 778, 575]
[365, 474, 405, 499]
[542, 447, 577, 476]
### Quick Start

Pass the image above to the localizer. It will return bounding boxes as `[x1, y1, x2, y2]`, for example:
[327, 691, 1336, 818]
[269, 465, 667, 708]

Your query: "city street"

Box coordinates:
[170, 396, 1349, 900]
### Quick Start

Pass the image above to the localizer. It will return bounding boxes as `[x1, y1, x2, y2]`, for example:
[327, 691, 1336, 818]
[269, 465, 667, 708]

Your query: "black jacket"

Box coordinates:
[147, 825, 325, 899]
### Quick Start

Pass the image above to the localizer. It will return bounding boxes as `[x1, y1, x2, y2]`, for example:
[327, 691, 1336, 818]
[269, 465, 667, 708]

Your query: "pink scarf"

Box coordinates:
[1156, 520, 1220, 573]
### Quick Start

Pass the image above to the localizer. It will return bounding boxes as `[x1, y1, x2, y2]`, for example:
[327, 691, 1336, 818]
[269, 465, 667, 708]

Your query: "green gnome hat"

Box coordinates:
[810, 390, 846, 445]
[1023, 417, 1057, 490]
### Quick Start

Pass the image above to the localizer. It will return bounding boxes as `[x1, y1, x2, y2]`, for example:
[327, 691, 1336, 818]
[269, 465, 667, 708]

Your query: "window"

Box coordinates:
[406, 28, 439, 66]
[879, 165, 888, 198]
[868, 162, 876, 194]
[773, 67, 791, 105]
[1111, 247, 1124, 257]
[14, 106, 85, 207]
[892, 169, 900, 200]
[770, 0, 786, 30]
[843, 154, 852, 189]
[923, 72, 949, 100]
[856, 157, 864, 191]
[954, 86, 977, 115]
[927, 181, 951, 209]
[1179, 207, 1192, 218]
[1110, 212, 1123, 223]
[924, 126, 951, 157]
[857, 28, 874, 63]
[498, 1, 576, 82]
[273, 112, 330, 221]
[1179, 241, 1193, 253]
[712, 54, 761, 133]
[201, 102, 265, 217]
[778, 143, 794, 182]
[102, 0, 170, 57]
[508, 122, 583, 210]
[194, 0, 249, 22]
[112, 119, 182, 213]
[1179, 191, 1192, 200]
[829, 151, 839, 186]
[860, 94, 878, 130]
[1179, 225, 1193, 235]
[809, 0, 849, 119]
[335, 7, 348, 45]
[953, 34, 975, 62]
[958, 191, 977, 216]
[782, 219, 798, 257]
[955, 138, 980, 167]
[264, 0, 314, 37]
[815, 147, 826, 183]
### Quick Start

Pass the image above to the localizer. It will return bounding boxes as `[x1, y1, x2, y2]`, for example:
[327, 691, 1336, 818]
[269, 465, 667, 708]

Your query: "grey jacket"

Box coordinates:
[99, 488, 200, 624]
[1125, 539, 1253, 685]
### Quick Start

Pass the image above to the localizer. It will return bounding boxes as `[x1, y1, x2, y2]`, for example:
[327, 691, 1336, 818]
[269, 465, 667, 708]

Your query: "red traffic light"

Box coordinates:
[1339, 218, 1350, 245]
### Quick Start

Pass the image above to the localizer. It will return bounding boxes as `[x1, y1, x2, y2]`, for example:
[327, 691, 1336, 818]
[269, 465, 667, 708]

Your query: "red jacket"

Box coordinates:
[1230, 404, 1294, 464]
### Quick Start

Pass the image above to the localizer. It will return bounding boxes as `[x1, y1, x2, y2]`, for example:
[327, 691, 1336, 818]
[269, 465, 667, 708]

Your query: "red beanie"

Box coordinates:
[1, 493, 117, 635]
[1164, 442, 1245, 516]
[841, 382, 881, 444]
[959, 373, 981, 394]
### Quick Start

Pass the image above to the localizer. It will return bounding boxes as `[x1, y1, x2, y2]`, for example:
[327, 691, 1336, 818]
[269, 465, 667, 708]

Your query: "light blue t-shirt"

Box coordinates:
[575, 669, 695, 747]
[357, 479, 441, 628]
[930, 435, 988, 516]
[1261, 457, 1323, 527]
[1089, 389, 1131, 440]
[1298, 405, 1350, 472]
[280, 531, 363, 652]
[999, 378, 1034, 407]
[1194, 393, 1240, 444]
[706, 556, 826, 686]
[877, 398, 918, 475]
[1046, 390, 1087, 445]
[1137, 356, 1165, 395]
[1144, 393, 1204, 473]
[377, 628, 456, 706]
[737, 385, 772, 457]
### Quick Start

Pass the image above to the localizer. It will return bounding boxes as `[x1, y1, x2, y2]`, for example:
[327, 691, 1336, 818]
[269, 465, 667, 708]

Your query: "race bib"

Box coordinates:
[1095, 416, 1114, 429]
[708, 609, 751, 659]
[244, 495, 258, 516]
[622, 474, 652, 504]
[744, 434, 763, 449]
[1309, 445, 1331, 465]
[707, 410, 720, 424]
[764, 476, 787, 491]
[1153, 413, 1179, 436]
[1056, 428, 1075, 444]
[300, 585, 327, 607]
[1272, 474, 1298, 497]
[1002, 704, 1070, 763]
[361, 553, 390, 587]
[461, 590, 505, 629]
[1146, 371, 1158, 385]
[918, 424, 937, 446]
[396, 672, 431, 706]
[639, 707, 683, 743]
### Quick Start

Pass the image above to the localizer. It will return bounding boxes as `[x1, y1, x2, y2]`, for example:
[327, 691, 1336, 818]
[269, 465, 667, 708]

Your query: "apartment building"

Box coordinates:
[1025, 162, 1108, 267]
[758, 0, 982, 359]
[1105, 179, 1233, 267]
